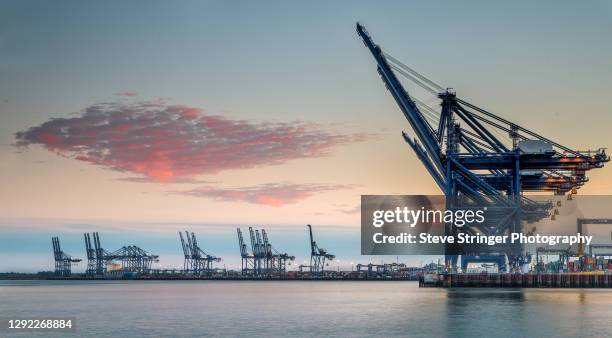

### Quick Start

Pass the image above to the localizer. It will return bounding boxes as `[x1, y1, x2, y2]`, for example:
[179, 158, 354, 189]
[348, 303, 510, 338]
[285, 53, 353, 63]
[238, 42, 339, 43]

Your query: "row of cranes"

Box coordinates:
[51, 224, 336, 277]
[356, 23, 609, 272]
[179, 231, 221, 275]
[84, 232, 159, 276]
[236, 224, 335, 276]
[52, 232, 175, 277]
[237, 227, 295, 276]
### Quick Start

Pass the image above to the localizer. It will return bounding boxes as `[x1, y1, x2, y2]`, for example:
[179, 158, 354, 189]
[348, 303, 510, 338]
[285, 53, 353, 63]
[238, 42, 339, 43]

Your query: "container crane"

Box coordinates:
[84, 232, 158, 275]
[356, 23, 608, 271]
[237, 228, 255, 275]
[179, 231, 221, 275]
[237, 226, 294, 276]
[84, 233, 96, 276]
[308, 224, 335, 274]
[51, 236, 81, 277]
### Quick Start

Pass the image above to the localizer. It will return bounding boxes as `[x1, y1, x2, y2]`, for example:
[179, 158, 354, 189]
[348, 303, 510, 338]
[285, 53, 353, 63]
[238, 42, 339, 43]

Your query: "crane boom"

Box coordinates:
[356, 23, 443, 174]
[356, 22, 608, 271]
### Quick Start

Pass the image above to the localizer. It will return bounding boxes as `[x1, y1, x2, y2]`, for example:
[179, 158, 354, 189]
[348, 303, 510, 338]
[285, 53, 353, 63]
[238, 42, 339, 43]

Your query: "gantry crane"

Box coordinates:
[308, 224, 335, 275]
[84, 233, 97, 276]
[179, 231, 221, 275]
[85, 232, 108, 275]
[84, 232, 158, 275]
[237, 227, 255, 275]
[51, 236, 81, 277]
[237, 226, 294, 276]
[356, 23, 609, 271]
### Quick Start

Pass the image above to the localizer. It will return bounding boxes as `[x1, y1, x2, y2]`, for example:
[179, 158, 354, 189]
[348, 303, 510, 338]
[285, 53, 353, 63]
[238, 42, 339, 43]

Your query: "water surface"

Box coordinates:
[1, 280, 611, 337]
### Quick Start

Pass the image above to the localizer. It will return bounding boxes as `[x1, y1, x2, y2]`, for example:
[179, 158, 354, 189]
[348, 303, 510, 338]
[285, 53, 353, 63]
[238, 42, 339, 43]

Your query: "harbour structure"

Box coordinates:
[421, 273, 612, 288]
[43, 226, 612, 282]
[236, 226, 294, 276]
[577, 218, 612, 256]
[535, 246, 575, 274]
[532, 218, 612, 274]
[83, 232, 159, 275]
[237, 227, 255, 275]
[356, 23, 609, 272]
[51, 236, 81, 277]
[300, 224, 335, 275]
[355, 263, 407, 278]
[84, 233, 96, 275]
[106, 245, 159, 274]
[84, 232, 108, 275]
[178, 231, 221, 275]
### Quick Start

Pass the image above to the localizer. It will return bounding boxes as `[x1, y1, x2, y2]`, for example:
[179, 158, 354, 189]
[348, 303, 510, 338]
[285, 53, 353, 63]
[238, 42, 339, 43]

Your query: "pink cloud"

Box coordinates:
[177, 183, 352, 207]
[117, 91, 138, 97]
[15, 100, 371, 182]
[116, 177, 215, 184]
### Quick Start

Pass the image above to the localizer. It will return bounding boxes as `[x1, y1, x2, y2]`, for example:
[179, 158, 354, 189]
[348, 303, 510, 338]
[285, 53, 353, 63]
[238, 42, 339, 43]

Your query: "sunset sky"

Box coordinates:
[1, 1, 611, 271]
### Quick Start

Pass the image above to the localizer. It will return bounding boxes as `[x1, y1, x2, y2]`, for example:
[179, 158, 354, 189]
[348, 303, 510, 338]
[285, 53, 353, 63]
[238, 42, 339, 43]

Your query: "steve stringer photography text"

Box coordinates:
[371, 207, 592, 247]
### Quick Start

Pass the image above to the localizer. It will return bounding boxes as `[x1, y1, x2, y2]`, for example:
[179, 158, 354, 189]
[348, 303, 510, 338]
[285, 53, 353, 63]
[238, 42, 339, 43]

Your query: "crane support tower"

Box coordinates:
[307, 224, 335, 275]
[84, 232, 159, 275]
[51, 236, 81, 277]
[237, 226, 294, 276]
[179, 231, 221, 275]
[237, 227, 255, 275]
[356, 23, 608, 271]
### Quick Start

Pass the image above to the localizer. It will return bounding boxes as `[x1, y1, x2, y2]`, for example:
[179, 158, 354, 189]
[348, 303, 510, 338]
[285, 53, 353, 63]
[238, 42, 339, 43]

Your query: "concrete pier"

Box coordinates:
[420, 273, 612, 288]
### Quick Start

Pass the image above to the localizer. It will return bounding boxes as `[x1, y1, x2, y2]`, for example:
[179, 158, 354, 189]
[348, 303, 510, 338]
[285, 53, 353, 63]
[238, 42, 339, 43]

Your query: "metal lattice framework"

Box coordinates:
[52, 236, 81, 277]
[179, 231, 221, 275]
[237, 227, 294, 276]
[356, 23, 609, 271]
[84, 232, 158, 275]
[106, 245, 159, 273]
[307, 224, 335, 275]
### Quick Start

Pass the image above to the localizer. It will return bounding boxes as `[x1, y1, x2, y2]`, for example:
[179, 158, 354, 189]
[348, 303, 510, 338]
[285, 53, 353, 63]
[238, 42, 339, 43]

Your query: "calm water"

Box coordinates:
[1, 280, 611, 337]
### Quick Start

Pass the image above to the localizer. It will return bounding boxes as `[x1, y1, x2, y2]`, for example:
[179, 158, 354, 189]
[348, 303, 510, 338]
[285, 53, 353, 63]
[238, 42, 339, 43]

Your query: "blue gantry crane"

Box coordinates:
[356, 23, 609, 271]
[179, 231, 221, 275]
[51, 236, 81, 277]
[237, 226, 294, 276]
[237, 227, 255, 275]
[84, 232, 158, 275]
[307, 224, 335, 275]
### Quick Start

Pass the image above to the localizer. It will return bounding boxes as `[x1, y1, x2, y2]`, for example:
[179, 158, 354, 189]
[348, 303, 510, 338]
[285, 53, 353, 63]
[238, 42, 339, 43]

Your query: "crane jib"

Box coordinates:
[356, 23, 442, 171]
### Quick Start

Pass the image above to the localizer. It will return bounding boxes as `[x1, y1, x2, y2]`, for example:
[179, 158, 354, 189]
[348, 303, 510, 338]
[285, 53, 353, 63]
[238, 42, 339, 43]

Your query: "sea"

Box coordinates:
[0, 280, 611, 337]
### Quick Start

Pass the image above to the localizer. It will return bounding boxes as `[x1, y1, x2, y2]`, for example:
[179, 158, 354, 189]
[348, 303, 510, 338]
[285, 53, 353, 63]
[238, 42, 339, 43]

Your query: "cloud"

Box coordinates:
[15, 99, 371, 182]
[117, 91, 138, 97]
[177, 183, 352, 207]
[116, 177, 215, 184]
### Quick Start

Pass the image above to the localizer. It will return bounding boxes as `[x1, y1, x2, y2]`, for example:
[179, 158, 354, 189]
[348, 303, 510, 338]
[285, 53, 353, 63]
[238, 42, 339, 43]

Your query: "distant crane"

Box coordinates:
[92, 232, 107, 275]
[83, 232, 158, 275]
[237, 226, 294, 276]
[262, 229, 295, 274]
[84, 233, 97, 276]
[356, 23, 608, 271]
[178, 231, 221, 275]
[51, 236, 81, 277]
[237, 227, 255, 275]
[307, 224, 335, 275]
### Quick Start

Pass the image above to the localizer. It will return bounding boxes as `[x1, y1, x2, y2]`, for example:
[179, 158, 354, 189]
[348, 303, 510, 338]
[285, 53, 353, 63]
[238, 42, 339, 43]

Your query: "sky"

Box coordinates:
[1, 1, 611, 271]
